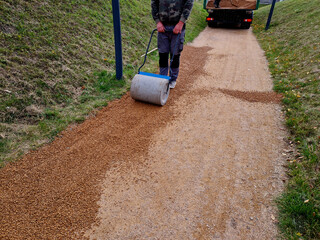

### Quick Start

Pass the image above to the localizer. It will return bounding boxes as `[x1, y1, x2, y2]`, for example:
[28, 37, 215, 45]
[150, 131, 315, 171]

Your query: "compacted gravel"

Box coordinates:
[0, 27, 287, 240]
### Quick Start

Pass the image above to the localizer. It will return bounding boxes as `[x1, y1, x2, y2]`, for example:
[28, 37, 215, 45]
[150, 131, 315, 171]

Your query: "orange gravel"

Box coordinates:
[1, 28, 288, 240]
[0, 47, 209, 239]
[219, 89, 283, 104]
[85, 28, 288, 239]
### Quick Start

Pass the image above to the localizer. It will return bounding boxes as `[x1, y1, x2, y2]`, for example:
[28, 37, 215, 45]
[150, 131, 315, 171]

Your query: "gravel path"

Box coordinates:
[0, 28, 287, 239]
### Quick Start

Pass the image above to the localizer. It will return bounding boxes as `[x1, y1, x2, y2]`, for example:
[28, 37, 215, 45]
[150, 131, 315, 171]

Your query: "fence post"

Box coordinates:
[265, 0, 277, 30]
[112, 0, 123, 79]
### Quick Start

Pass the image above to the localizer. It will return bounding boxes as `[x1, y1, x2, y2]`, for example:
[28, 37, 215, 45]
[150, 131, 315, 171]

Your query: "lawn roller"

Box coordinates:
[130, 28, 181, 106]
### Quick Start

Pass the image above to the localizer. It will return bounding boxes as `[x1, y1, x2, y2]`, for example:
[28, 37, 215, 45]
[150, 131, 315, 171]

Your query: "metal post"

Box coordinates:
[112, 0, 123, 79]
[265, 0, 277, 30]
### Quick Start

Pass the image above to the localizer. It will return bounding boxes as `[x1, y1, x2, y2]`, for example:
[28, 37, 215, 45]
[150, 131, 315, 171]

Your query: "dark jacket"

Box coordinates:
[151, 0, 194, 25]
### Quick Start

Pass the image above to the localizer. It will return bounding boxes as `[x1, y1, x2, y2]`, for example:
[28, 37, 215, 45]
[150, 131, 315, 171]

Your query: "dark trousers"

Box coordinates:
[157, 26, 185, 81]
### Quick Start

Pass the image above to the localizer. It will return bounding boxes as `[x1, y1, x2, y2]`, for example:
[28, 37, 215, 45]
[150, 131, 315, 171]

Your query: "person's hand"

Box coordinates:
[173, 21, 184, 34]
[157, 22, 165, 33]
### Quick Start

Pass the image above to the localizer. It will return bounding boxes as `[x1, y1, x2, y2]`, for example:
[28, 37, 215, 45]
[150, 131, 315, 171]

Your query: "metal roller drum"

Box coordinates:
[130, 29, 180, 106]
[130, 72, 170, 106]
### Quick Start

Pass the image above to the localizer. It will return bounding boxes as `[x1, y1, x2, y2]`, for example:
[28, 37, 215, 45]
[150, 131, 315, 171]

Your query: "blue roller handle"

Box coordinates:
[138, 29, 157, 73]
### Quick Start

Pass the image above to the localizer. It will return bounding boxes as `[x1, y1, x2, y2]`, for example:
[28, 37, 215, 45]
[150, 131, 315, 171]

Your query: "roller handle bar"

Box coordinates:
[138, 28, 157, 73]
[138, 28, 181, 79]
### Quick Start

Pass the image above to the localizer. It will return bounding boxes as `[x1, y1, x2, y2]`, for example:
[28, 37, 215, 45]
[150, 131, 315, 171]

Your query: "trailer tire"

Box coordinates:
[241, 23, 251, 29]
[208, 22, 218, 28]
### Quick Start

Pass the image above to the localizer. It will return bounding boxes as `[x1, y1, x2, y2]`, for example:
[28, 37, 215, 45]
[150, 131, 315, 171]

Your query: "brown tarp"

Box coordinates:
[206, 0, 257, 9]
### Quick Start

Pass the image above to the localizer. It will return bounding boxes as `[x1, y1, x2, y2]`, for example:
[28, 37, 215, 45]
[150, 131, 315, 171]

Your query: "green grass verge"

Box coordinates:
[0, 0, 207, 166]
[259, 4, 269, 8]
[252, 0, 320, 239]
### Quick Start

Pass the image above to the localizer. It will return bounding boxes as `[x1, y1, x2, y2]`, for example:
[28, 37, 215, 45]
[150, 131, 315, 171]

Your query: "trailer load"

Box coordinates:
[206, 0, 257, 9]
[204, 0, 260, 29]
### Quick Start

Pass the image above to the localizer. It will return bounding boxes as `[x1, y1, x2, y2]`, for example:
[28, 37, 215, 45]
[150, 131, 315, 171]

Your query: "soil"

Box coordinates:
[206, 0, 257, 10]
[0, 28, 288, 239]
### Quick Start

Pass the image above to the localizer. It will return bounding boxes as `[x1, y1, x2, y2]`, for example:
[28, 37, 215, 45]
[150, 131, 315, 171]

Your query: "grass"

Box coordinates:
[0, 0, 207, 165]
[252, 0, 320, 238]
[259, 4, 269, 8]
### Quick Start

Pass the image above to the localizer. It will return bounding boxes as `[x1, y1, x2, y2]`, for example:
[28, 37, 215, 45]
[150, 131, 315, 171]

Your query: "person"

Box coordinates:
[151, 0, 194, 89]
[214, 0, 221, 8]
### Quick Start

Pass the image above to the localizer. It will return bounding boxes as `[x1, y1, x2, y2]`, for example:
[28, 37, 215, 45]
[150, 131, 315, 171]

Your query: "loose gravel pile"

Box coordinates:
[219, 89, 283, 104]
[206, 0, 257, 9]
[0, 46, 210, 239]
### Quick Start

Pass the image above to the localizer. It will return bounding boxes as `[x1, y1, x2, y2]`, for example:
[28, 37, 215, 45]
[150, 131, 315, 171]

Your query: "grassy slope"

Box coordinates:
[0, 0, 207, 164]
[253, 0, 320, 239]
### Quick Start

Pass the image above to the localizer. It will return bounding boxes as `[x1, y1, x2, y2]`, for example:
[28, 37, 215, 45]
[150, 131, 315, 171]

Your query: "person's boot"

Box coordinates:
[169, 68, 179, 89]
[214, 0, 220, 8]
[169, 80, 176, 89]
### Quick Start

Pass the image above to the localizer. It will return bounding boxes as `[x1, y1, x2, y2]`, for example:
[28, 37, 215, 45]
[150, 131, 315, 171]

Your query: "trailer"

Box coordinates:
[204, 0, 260, 29]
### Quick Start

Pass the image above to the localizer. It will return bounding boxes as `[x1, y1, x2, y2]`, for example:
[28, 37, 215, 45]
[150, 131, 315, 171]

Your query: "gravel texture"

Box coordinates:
[0, 28, 288, 240]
